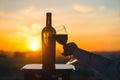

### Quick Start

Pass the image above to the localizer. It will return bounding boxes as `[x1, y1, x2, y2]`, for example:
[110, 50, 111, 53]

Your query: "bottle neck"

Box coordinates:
[46, 13, 52, 26]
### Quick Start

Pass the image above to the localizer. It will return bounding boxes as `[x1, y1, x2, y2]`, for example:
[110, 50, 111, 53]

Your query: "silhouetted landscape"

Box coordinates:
[0, 50, 120, 80]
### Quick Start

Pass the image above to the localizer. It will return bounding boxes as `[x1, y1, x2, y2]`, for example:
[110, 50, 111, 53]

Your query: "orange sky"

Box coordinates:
[0, 0, 120, 52]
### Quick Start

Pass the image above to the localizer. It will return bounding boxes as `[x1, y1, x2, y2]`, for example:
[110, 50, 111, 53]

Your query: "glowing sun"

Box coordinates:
[30, 41, 39, 51]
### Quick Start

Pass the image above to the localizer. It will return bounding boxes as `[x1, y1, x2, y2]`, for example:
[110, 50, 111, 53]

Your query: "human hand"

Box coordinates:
[62, 42, 78, 56]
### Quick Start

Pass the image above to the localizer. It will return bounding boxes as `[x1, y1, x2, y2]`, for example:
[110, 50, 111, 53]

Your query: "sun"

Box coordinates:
[30, 41, 39, 51]
[27, 36, 41, 51]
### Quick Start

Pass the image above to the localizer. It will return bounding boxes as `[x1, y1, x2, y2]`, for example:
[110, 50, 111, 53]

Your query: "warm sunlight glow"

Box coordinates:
[28, 36, 41, 51]
[0, 0, 120, 52]
[30, 41, 39, 51]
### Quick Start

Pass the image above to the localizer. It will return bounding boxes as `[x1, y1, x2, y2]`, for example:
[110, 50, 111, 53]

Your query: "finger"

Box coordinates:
[63, 44, 72, 50]
[62, 53, 69, 56]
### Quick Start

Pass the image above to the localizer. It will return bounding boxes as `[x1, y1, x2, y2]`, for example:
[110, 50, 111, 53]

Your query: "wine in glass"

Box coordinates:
[55, 25, 68, 45]
[55, 25, 77, 64]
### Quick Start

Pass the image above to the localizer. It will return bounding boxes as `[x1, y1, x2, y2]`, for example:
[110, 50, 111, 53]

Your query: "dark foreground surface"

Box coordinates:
[0, 62, 109, 80]
[1, 51, 120, 80]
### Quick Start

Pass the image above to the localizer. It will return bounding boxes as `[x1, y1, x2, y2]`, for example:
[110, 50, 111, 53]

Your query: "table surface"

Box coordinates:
[21, 64, 75, 70]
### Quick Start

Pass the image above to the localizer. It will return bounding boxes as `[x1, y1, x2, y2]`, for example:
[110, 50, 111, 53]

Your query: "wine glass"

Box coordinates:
[55, 25, 77, 64]
[55, 25, 68, 45]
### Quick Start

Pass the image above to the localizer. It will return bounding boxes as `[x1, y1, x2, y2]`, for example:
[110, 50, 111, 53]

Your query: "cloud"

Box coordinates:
[0, 6, 46, 38]
[17, 23, 42, 38]
[98, 6, 106, 11]
[9, 6, 43, 21]
[73, 4, 93, 13]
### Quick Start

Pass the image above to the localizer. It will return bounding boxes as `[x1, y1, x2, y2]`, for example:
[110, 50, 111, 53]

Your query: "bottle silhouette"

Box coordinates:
[42, 12, 56, 70]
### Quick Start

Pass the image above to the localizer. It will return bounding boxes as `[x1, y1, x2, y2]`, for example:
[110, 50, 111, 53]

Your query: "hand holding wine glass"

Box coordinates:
[62, 42, 78, 64]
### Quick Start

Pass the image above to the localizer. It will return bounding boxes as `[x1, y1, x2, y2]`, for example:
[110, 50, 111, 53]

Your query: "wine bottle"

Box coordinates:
[42, 12, 56, 70]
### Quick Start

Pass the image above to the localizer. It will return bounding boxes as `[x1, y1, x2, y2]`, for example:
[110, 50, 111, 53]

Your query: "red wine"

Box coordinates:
[55, 34, 68, 45]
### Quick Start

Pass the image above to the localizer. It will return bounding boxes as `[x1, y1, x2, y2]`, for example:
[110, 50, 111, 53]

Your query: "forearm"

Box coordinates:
[73, 48, 120, 80]
[73, 49, 112, 67]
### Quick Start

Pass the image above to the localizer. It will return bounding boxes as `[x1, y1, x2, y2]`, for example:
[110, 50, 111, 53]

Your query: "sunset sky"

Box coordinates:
[0, 0, 120, 52]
